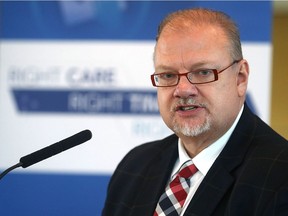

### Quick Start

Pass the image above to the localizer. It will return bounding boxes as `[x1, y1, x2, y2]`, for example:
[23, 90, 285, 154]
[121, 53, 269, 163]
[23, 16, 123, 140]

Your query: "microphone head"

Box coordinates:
[19, 129, 92, 168]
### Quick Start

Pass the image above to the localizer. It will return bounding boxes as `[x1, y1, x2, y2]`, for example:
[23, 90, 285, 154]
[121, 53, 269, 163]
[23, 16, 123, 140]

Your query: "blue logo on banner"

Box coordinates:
[12, 89, 159, 115]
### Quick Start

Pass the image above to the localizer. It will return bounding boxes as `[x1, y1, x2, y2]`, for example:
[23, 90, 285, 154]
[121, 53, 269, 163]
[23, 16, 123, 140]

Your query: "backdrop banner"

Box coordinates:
[0, 1, 272, 215]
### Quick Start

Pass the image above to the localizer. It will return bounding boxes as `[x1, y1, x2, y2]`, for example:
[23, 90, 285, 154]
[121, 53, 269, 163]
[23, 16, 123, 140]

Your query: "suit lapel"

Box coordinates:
[129, 134, 179, 216]
[184, 166, 235, 215]
[184, 104, 257, 215]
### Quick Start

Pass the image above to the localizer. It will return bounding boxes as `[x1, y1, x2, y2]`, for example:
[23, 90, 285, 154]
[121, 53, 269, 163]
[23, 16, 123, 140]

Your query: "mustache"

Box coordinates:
[171, 98, 207, 111]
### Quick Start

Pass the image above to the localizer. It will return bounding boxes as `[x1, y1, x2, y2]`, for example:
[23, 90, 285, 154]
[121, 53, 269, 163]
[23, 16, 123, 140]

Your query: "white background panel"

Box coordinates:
[0, 41, 271, 174]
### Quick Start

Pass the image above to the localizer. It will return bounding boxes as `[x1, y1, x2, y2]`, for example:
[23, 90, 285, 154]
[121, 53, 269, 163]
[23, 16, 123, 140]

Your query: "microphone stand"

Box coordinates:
[0, 162, 22, 180]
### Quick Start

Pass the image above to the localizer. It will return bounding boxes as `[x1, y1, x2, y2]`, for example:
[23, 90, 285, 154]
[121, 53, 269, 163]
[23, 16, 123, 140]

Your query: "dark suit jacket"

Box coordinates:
[102, 104, 288, 215]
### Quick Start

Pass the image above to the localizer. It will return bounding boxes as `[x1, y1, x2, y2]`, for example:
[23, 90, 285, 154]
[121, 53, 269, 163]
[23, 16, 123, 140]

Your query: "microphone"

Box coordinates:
[0, 129, 92, 180]
[20, 129, 92, 168]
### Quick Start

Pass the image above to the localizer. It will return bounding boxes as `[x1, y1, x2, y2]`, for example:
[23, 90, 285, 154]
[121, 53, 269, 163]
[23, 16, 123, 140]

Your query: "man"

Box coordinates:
[102, 8, 288, 216]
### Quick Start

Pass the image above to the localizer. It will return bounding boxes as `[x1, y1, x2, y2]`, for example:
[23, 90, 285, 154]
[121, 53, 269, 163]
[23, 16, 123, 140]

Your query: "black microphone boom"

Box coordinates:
[20, 129, 92, 168]
[0, 129, 92, 180]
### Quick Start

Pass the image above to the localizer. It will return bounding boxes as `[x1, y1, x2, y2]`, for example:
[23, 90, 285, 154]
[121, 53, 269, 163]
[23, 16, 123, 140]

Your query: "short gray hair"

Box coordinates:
[156, 8, 243, 61]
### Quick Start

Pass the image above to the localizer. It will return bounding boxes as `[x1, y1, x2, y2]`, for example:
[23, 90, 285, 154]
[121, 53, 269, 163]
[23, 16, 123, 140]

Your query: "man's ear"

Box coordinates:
[237, 59, 249, 97]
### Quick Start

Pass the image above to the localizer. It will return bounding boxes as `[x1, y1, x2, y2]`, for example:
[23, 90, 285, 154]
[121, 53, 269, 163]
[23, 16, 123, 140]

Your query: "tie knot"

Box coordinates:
[177, 160, 198, 179]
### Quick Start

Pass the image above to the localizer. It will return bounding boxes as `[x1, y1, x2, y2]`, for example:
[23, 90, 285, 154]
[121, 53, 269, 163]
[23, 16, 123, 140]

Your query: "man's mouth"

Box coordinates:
[177, 105, 199, 111]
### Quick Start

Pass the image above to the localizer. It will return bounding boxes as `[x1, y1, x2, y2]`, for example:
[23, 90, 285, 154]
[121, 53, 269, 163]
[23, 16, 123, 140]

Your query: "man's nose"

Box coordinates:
[173, 75, 198, 98]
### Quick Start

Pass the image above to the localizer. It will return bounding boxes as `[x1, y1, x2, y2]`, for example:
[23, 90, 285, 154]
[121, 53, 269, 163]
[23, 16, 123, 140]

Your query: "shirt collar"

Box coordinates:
[173, 105, 244, 177]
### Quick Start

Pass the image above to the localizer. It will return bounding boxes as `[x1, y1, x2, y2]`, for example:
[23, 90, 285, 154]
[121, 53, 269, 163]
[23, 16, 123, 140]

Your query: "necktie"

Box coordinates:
[154, 160, 198, 216]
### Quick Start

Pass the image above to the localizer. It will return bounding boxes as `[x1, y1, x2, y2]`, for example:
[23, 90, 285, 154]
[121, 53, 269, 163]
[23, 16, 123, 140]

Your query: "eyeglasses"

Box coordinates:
[151, 60, 241, 87]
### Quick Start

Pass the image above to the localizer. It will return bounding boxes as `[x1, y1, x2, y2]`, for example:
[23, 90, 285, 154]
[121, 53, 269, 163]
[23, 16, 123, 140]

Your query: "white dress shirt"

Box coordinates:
[169, 106, 244, 215]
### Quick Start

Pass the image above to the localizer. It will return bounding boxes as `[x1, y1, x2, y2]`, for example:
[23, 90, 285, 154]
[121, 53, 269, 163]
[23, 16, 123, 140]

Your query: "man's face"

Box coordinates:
[154, 25, 248, 143]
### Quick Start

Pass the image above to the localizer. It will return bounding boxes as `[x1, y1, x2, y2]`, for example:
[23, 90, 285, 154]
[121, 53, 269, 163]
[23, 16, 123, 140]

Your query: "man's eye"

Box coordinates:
[160, 73, 177, 79]
[197, 70, 213, 76]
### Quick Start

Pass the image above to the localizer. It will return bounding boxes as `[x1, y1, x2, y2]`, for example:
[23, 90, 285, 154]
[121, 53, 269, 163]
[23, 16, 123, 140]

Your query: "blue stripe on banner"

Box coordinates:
[0, 1, 271, 41]
[0, 173, 110, 216]
[12, 89, 159, 115]
[11, 90, 258, 116]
